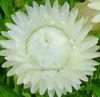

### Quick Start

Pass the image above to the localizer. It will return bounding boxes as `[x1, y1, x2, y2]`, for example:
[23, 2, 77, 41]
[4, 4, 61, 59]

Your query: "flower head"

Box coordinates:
[0, 0, 100, 97]
[88, 0, 100, 23]
[76, 1, 98, 20]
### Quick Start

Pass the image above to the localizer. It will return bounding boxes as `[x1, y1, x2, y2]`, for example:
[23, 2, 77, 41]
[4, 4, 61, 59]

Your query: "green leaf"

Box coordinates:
[77, 91, 90, 97]
[22, 92, 31, 97]
[0, 83, 20, 97]
[0, 0, 14, 16]
[68, 0, 75, 8]
[26, 0, 33, 5]
[58, 0, 67, 5]
[0, 35, 7, 63]
[0, 56, 5, 64]
[0, 35, 8, 40]
[0, 19, 6, 31]
[22, 89, 31, 97]
[0, 68, 6, 83]
[91, 80, 100, 97]
[0, 0, 14, 22]
[14, 0, 25, 8]
[13, 76, 23, 96]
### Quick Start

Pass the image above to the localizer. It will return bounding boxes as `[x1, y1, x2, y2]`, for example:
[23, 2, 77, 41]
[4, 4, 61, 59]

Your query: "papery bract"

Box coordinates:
[0, 0, 100, 97]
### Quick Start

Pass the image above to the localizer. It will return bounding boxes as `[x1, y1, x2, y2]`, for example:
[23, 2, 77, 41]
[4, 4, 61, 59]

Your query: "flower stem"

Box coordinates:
[13, 75, 22, 96]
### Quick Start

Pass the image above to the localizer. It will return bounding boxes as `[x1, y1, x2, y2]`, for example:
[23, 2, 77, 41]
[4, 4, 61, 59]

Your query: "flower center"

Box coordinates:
[27, 26, 72, 70]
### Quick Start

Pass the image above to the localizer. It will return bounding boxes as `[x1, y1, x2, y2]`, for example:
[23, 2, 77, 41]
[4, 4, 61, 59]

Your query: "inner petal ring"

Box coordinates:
[25, 26, 72, 70]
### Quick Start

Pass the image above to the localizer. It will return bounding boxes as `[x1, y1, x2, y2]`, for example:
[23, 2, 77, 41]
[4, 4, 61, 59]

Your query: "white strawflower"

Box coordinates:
[76, 1, 98, 20]
[88, 0, 100, 23]
[0, 0, 100, 97]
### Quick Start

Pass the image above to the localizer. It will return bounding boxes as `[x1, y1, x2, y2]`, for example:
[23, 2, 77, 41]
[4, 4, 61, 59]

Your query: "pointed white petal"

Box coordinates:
[76, 36, 98, 52]
[70, 8, 78, 21]
[40, 5, 48, 18]
[74, 63, 96, 71]
[7, 67, 16, 76]
[88, 1, 100, 10]
[84, 70, 94, 76]
[25, 5, 33, 18]
[71, 17, 84, 39]
[23, 71, 33, 84]
[87, 46, 100, 52]
[2, 61, 18, 68]
[48, 90, 55, 97]
[45, 0, 51, 12]
[83, 52, 100, 60]
[92, 14, 100, 23]
[15, 63, 40, 75]
[60, 2, 69, 16]
[15, 11, 29, 24]
[31, 71, 42, 85]
[79, 74, 88, 82]
[42, 71, 56, 91]
[5, 54, 26, 62]
[11, 15, 20, 25]
[0, 40, 15, 49]
[31, 82, 40, 94]
[17, 73, 25, 85]
[24, 83, 31, 89]
[33, 1, 39, 13]
[39, 80, 47, 95]
[75, 24, 92, 44]
[0, 50, 14, 56]
[67, 17, 84, 39]
[65, 81, 72, 93]
[1, 31, 11, 39]
[53, 0, 59, 11]
[72, 83, 80, 90]
[55, 87, 62, 97]
[54, 74, 64, 89]
[50, 0, 59, 23]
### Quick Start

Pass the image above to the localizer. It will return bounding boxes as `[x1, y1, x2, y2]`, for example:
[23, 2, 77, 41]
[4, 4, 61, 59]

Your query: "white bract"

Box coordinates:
[0, 0, 100, 97]
[88, 0, 100, 23]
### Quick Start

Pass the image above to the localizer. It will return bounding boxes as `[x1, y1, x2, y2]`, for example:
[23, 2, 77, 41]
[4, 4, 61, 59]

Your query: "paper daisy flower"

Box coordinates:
[0, 0, 100, 97]
[76, 1, 98, 20]
[88, 0, 100, 23]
